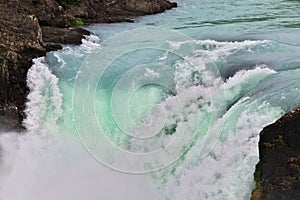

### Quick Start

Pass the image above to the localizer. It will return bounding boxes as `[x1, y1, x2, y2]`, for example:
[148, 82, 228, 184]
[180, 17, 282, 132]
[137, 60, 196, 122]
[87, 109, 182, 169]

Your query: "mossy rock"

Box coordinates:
[65, 15, 84, 26]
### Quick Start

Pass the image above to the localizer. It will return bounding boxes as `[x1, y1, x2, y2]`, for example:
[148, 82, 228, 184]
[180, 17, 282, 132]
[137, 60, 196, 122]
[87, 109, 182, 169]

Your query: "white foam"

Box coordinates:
[119, 59, 282, 199]
[1, 34, 282, 200]
[222, 65, 277, 102]
[81, 35, 101, 53]
[163, 100, 283, 200]
[168, 39, 270, 61]
[59, 34, 101, 56]
[53, 51, 66, 69]
[223, 65, 276, 89]
[23, 58, 63, 131]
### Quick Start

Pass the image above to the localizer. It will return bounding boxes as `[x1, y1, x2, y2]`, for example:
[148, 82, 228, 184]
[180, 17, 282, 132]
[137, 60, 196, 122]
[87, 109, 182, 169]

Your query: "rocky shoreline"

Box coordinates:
[0, 0, 177, 131]
[251, 107, 300, 200]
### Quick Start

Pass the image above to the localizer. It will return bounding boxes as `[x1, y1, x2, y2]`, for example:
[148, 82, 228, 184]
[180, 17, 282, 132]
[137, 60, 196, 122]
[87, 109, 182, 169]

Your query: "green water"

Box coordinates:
[1, 0, 300, 199]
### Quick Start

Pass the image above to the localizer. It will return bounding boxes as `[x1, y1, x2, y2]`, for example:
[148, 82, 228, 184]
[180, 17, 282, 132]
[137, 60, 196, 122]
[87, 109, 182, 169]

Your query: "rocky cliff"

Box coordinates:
[251, 107, 300, 200]
[0, 0, 177, 130]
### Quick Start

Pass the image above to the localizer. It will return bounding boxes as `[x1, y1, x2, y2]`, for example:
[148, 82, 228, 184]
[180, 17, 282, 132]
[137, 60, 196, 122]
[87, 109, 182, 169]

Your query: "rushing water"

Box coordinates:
[1, 0, 300, 199]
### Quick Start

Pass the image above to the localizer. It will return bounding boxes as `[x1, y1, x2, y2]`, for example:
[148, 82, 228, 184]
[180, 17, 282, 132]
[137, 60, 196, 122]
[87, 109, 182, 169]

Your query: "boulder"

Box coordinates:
[252, 107, 300, 200]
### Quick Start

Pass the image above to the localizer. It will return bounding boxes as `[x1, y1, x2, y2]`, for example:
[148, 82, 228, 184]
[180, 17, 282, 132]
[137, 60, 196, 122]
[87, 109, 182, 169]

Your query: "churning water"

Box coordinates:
[1, 0, 300, 199]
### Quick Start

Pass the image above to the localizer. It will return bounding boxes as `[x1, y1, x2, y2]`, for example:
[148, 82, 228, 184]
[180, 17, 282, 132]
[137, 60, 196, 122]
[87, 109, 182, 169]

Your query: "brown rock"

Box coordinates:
[252, 107, 300, 200]
[119, 0, 177, 15]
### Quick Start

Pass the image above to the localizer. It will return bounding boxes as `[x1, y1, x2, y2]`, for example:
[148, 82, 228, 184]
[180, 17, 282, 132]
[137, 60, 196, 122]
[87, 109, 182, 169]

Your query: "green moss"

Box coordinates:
[278, 134, 283, 142]
[13, 83, 21, 90]
[74, 18, 84, 26]
[65, 15, 84, 26]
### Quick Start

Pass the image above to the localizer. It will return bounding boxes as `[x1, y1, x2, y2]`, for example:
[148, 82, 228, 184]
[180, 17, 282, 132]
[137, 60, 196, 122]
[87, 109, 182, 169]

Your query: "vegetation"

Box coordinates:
[74, 18, 84, 26]
[65, 15, 84, 26]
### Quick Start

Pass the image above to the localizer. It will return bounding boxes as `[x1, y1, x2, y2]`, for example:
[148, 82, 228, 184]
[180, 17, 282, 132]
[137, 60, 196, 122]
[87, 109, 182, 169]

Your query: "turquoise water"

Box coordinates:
[1, 0, 300, 199]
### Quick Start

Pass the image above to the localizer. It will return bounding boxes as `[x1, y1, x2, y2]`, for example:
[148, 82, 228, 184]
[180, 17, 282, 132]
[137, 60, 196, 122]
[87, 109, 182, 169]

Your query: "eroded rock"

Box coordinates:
[252, 107, 300, 200]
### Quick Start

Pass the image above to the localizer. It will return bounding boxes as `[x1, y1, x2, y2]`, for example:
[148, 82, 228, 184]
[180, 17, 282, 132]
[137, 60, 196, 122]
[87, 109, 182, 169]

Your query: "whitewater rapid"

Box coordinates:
[2, 0, 300, 198]
[0, 31, 292, 200]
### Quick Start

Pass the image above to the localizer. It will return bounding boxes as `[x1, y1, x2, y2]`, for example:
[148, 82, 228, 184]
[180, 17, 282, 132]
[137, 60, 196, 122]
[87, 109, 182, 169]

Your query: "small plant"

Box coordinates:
[278, 134, 283, 142]
[65, 15, 84, 26]
[74, 18, 84, 26]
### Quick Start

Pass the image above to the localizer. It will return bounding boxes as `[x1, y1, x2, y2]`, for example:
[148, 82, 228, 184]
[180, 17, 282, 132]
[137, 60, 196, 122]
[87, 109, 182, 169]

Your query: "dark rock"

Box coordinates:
[0, 3, 46, 129]
[118, 0, 177, 15]
[64, 0, 177, 23]
[0, 107, 23, 132]
[251, 107, 300, 200]
[0, 0, 177, 131]
[42, 26, 91, 48]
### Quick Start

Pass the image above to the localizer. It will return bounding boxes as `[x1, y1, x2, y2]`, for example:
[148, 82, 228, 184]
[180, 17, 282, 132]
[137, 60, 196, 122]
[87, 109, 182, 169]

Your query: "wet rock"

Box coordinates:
[252, 107, 300, 200]
[42, 26, 90, 49]
[0, 4, 47, 128]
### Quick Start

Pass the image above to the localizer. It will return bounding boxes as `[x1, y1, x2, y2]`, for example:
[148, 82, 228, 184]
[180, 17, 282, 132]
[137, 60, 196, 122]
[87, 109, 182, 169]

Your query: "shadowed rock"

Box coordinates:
[252, 107, 300, 200]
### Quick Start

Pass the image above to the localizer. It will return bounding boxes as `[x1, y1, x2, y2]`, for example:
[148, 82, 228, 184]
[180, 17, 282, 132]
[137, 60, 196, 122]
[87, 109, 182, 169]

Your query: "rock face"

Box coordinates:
[252, 107, 300, 200]
[0, 0, 177, 131]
